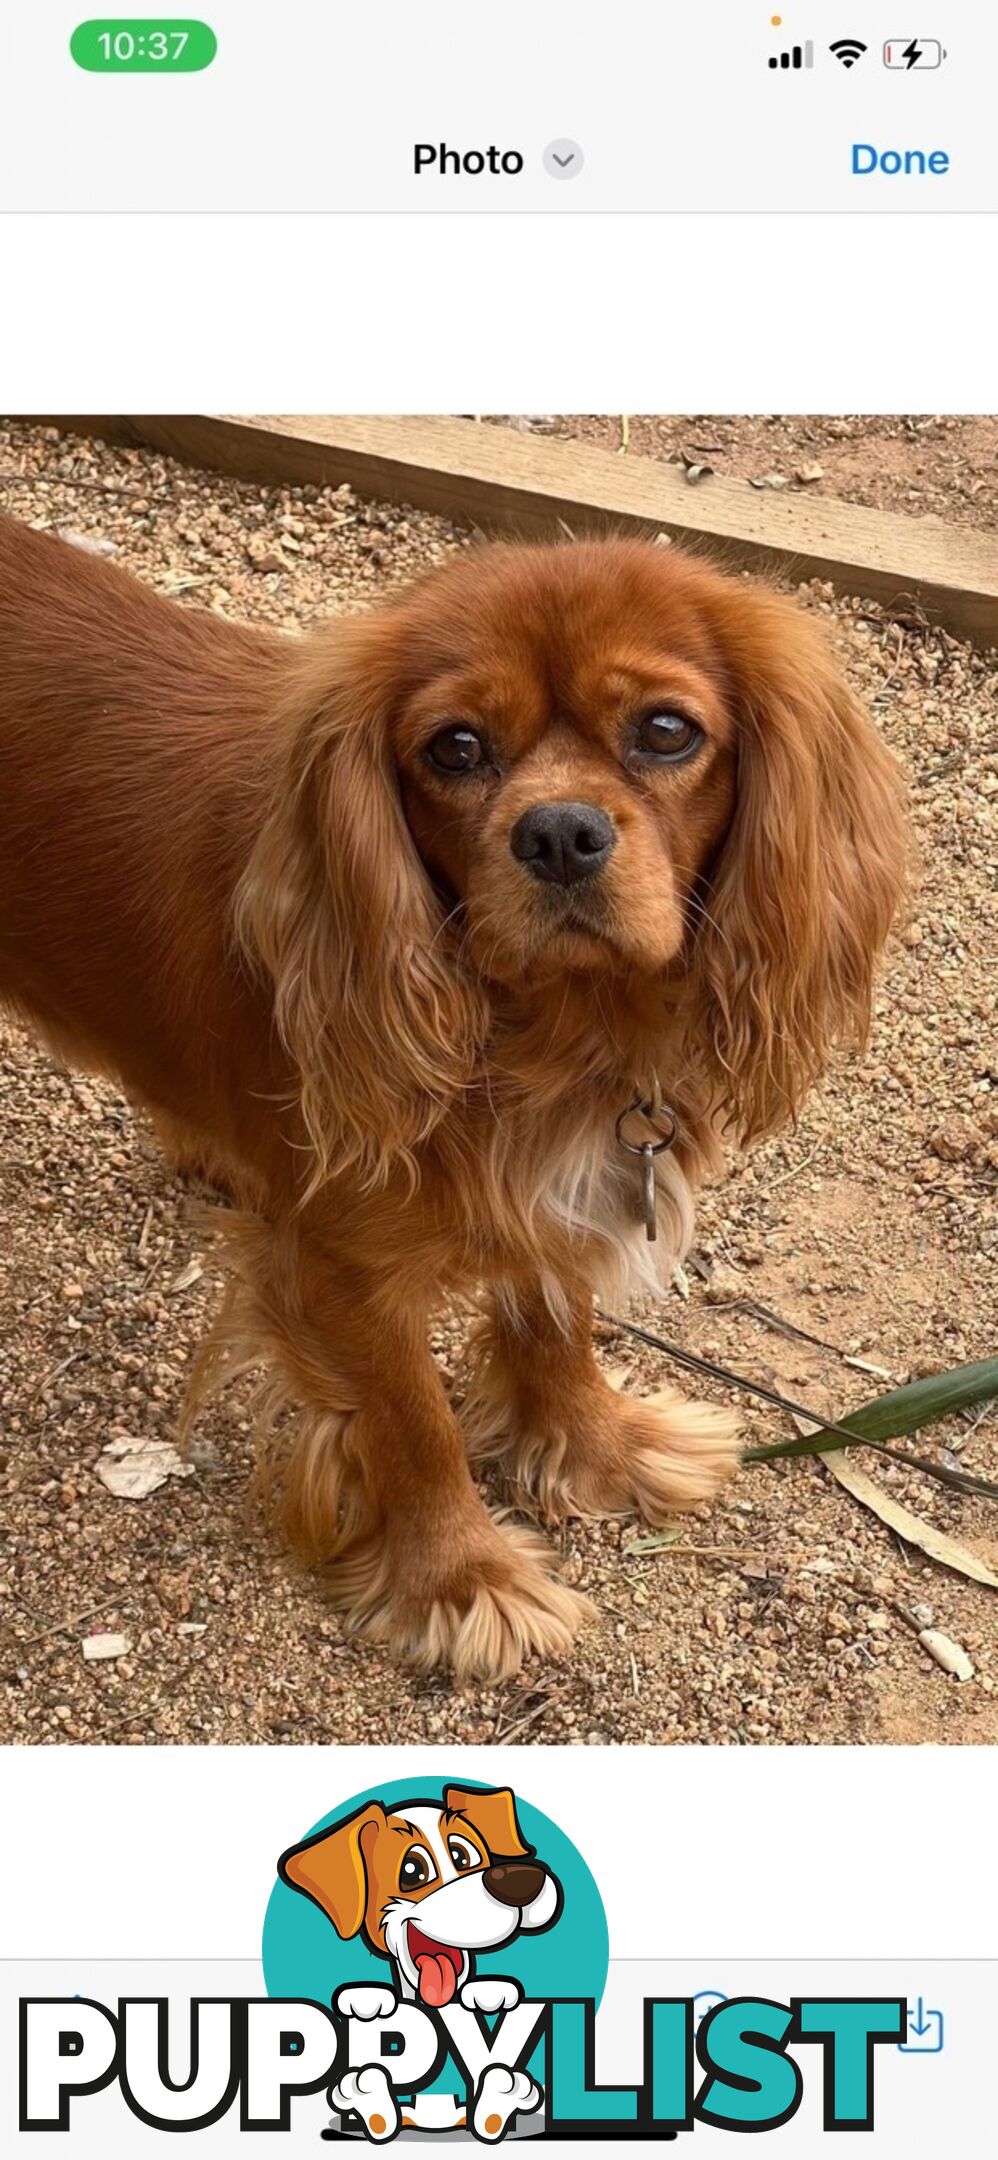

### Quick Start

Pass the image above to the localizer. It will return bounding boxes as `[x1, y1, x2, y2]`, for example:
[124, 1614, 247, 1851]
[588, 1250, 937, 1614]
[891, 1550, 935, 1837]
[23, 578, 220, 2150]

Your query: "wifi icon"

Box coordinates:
[830, 37, 868, 67]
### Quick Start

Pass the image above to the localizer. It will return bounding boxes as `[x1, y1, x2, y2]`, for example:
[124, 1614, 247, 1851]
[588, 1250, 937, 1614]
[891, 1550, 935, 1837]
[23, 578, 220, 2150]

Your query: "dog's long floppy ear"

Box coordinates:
[278, 1801, 386, 1938]
[235, 618, 486, 1192]
[686, 589, 908, 1145]
[444, 1785, 532, 1859]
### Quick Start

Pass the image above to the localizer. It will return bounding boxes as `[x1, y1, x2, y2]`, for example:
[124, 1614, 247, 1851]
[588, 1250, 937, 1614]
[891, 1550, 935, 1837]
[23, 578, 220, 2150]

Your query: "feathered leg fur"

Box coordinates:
[184, 1208, 593, 1680]
[464, 1281, 741, 1524]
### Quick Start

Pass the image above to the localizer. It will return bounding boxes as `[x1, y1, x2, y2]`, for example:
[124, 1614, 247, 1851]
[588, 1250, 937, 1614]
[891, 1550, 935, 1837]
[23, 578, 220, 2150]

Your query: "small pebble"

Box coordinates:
[82, 1632, 131, 1662]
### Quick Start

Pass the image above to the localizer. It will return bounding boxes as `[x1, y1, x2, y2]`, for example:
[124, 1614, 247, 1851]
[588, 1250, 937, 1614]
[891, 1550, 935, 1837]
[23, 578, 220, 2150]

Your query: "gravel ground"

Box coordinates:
[494, 414, 998, 531]
[1, 417, 996, 1750]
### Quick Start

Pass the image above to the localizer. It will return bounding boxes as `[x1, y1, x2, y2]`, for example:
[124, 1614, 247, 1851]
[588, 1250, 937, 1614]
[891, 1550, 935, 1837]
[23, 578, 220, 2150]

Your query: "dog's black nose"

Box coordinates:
[482, 1861, 547, 1907]
[510, 802, 616, 887]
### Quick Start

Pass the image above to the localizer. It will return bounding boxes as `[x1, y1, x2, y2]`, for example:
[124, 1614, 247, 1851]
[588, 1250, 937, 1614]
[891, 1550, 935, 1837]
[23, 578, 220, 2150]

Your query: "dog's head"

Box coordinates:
[278, 1785, 562, 2007]
[237, 539, 906, 1180]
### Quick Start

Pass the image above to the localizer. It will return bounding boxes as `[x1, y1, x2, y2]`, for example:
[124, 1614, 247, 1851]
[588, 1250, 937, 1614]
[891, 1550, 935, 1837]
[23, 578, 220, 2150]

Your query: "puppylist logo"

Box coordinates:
[19, 1779, 908, 2141]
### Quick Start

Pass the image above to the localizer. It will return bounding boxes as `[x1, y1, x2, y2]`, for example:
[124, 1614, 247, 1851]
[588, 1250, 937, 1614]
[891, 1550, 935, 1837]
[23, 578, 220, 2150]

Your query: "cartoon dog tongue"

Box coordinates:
[413, 1941, 462, 2007]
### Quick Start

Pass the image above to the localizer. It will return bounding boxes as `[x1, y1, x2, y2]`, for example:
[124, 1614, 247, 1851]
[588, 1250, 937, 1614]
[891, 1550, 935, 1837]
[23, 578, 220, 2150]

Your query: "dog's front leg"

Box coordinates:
[464, 1277, 740, 1524]
[227, 1221, 591, 1679]
[329, 2065, 399, 2143]
[472, 2066, 543, 2142]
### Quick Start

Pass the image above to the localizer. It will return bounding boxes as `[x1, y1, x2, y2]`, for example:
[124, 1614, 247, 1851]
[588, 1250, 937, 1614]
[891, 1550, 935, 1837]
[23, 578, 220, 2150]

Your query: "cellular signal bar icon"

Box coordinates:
[769, 39, 814, 69]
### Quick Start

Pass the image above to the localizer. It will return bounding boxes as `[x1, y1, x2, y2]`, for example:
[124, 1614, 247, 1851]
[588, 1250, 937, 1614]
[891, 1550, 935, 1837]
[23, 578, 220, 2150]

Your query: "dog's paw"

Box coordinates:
[407, 1523, 594, 1680]
[331, 1513, 594, 1681]
[334, 1984, 397, 2022]
[607, 1386, 742, 1523]
[473, 2066, 542, 2141]
[460, 1976, 522, 2013]
[331, 2065, 399, 2142]
[474, 1378, 740, 1526]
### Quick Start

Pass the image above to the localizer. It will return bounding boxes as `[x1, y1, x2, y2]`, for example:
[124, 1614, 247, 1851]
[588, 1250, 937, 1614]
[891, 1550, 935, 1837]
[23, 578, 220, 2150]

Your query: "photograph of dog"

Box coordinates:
[0, 506, 907, 1680]
[280, 1784, 559, 2138]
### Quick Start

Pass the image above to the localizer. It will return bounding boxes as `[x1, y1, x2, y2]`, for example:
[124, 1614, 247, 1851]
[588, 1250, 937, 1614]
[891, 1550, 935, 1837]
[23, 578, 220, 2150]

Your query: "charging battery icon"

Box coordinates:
[883, 39, 946, 68]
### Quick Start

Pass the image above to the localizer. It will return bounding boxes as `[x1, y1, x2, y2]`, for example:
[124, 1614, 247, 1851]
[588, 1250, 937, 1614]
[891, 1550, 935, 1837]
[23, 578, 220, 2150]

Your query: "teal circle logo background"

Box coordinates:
[262, 1778, 608, 2008]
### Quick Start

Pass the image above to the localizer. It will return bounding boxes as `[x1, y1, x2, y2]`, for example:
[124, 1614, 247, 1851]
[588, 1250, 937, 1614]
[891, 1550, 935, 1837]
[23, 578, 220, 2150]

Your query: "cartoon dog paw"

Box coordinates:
[331, 2064, 399, 2142]
[473, 2066, 542, 2142]
[459, 1977, 523, 2014]
[334, 1984, 397, 2021]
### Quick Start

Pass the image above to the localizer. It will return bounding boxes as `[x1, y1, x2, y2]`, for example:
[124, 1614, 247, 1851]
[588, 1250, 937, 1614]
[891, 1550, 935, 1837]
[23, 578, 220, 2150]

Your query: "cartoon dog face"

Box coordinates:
[279, 1786, 562, 2007]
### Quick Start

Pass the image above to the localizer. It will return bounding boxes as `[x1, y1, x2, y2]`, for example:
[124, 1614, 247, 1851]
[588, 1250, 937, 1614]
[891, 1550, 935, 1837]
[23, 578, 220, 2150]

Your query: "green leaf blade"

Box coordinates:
[744, 1356, 998, 1464]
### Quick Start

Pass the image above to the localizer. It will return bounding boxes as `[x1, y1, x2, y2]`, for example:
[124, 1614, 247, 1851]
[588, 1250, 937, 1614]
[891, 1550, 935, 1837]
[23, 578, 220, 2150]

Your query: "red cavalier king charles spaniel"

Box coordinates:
[0, 517, 906, 1677]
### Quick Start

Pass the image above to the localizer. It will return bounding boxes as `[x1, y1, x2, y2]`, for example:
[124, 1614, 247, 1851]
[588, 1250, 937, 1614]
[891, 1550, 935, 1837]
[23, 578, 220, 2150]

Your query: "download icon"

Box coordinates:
[898, 1998, 945, 2053]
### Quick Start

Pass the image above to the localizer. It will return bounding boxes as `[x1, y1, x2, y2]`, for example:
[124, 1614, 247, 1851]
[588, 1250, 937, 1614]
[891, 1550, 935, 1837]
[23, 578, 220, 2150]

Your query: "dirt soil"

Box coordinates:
[494, 414, 998, 532]
[1, 417, 996, 1749]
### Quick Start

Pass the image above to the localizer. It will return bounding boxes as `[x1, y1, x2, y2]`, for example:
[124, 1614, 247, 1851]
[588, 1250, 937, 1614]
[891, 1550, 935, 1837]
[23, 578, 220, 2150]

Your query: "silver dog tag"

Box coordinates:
[615, 1094, 679, 1246]
[642, 1143, 658, 1243]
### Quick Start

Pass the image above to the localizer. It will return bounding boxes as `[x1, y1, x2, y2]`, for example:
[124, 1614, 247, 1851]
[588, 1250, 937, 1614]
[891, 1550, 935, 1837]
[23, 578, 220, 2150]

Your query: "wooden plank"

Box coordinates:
[33, 414, 998, 645]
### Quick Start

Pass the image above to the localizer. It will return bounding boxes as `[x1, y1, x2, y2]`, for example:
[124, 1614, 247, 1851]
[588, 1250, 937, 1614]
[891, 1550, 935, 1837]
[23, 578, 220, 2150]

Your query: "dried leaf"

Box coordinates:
[819, 1451, 998, 1590]
[170, 1257, 204, 1294]
[624, 1529, 683, 1556]
[918, 1628, 974, 1681]
[96, 1435, 195, 1499]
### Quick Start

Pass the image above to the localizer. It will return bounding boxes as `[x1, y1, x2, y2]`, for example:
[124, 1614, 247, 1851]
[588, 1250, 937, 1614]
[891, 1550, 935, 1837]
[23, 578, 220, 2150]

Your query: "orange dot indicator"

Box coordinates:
[771, 14, 782, 23]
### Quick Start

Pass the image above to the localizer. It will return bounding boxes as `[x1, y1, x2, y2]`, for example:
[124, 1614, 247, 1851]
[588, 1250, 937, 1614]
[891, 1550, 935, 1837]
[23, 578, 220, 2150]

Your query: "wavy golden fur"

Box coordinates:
[0, 516, 906, 1677]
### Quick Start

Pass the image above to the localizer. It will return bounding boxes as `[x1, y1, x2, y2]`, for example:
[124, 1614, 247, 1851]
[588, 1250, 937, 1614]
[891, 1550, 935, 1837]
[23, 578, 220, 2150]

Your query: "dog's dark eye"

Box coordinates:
[635, 710, 702, 761]
[448, 1836, 477, 1872]
[399, 1845, 435, 1889]
[426, 725, 486, 774]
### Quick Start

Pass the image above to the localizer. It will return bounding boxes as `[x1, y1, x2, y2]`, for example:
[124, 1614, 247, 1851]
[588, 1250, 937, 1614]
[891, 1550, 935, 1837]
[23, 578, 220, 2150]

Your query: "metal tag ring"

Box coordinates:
[614, 1095, 679, 1157]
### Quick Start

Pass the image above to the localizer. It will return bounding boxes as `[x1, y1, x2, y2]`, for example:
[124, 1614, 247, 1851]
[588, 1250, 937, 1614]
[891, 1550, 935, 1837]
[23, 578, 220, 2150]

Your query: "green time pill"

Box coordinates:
[70, 20, 217, 72]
